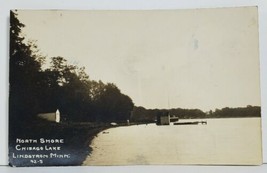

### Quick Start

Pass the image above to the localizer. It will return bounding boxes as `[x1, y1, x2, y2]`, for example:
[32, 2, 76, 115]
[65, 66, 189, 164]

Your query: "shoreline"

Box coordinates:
[9, 120, 111, 167]
[9, 117, 260, 166]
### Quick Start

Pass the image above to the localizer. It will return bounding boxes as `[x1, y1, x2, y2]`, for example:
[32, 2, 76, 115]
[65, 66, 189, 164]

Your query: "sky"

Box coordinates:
[16, 7, 261, 111]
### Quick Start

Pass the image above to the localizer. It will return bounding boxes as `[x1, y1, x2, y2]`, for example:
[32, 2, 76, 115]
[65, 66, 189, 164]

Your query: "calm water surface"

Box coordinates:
[83, 118, 262, 165]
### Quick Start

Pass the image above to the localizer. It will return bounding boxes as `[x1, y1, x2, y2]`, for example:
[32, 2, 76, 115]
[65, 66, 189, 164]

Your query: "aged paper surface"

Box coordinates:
[9, 7, 262, 166]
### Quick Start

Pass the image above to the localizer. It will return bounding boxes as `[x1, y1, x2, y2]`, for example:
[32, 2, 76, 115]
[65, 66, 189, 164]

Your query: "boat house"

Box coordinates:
[156, 112, 170, 125]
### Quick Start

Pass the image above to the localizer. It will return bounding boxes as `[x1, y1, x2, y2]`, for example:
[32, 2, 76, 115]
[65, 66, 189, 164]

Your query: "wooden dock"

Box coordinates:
[173, 121, 207, 125]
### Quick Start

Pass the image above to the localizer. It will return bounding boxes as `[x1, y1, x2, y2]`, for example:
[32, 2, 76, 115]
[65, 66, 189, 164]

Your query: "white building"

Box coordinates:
[37, 109, 60, 123]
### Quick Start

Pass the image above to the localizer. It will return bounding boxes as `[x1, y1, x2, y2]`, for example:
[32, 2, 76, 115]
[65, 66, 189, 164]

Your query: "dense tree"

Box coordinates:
[131, 106, 157, 122]
[93, 83, 134, 122]
[10, 11, 135, 123]
[9, 11, 44, 122]
[212, 106, 261, 118]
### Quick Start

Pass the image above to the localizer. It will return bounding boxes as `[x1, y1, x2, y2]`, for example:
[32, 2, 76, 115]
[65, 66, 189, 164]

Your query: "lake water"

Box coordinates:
[83, 118, 262, 165]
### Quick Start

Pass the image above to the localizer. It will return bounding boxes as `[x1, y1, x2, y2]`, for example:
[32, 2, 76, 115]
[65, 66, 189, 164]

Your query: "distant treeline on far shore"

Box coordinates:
[131, 105, 261, 122]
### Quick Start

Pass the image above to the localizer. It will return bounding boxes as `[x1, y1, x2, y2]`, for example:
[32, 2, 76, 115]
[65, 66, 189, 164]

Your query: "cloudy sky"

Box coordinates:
[16, 7, 260, 111]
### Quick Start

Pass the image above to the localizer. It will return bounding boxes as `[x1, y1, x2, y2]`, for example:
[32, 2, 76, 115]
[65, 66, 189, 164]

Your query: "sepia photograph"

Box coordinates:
[9, 7, 262, 166]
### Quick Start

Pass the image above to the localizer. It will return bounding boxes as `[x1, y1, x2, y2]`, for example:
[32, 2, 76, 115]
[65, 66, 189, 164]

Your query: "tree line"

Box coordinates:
[9, 11, 134, 124]
[208, 105, 261, 118]
[131, 105, 261, 122]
